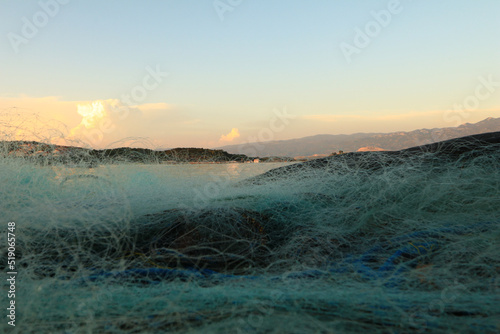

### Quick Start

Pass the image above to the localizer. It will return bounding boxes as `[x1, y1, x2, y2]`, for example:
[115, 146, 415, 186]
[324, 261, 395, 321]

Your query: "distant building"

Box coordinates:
[253, 158, 260, 163]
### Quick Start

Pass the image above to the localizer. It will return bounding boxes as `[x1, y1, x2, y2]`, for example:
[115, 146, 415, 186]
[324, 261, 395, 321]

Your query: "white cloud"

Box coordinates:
[0, 96, 206, 148]
[219, 128, 240, 142]
[68, 99, 143, 147]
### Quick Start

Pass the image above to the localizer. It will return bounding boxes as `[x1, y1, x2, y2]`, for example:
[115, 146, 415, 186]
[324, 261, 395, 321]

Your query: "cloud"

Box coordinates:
[68, 99, 206, 148]
[68, 99, 143, 147]
[0, 95, 208, 148]
[76, 101, 107, 128]
[219, 128, 240, 142]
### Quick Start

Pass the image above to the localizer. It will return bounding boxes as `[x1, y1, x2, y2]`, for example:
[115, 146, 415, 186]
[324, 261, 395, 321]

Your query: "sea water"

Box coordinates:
[58, 162, 293, 214]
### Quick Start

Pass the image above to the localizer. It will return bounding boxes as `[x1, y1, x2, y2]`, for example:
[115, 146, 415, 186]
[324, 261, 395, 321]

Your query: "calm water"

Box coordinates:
[49, 162, 296, 217]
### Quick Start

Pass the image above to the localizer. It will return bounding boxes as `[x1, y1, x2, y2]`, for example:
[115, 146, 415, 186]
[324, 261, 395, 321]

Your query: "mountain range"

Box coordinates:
[219, 117, 500, 158]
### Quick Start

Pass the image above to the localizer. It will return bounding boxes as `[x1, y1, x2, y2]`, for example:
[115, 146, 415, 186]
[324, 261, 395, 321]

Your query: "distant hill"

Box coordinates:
[218, 117, 500, 157]
[0, 141, 252, 165]
[241, 131, 500, 185]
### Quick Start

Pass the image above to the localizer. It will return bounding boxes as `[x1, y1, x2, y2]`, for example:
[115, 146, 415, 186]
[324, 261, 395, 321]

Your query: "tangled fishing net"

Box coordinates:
[0, 131, 499, 333]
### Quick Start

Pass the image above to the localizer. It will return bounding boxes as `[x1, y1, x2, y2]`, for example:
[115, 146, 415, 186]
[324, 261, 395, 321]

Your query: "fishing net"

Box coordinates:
[0, 132, 499, 333]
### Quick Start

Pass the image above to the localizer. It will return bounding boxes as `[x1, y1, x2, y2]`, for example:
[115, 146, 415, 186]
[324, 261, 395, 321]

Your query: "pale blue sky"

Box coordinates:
[1, 0, 499, 148]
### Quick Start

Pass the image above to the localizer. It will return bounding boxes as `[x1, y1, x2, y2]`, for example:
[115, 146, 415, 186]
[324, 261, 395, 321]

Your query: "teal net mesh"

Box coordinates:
[1, 132, 499, 333]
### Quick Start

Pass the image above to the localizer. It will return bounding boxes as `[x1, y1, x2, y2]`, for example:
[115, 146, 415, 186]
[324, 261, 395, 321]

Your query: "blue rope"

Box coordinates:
[77, 221, 496, 286]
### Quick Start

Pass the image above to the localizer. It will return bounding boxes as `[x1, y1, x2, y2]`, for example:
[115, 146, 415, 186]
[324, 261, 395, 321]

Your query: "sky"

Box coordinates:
[0, 0, 499, 149]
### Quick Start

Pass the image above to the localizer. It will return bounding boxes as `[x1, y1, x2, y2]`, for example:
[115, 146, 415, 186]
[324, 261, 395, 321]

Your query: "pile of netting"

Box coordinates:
[0, 133, 499, 333]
